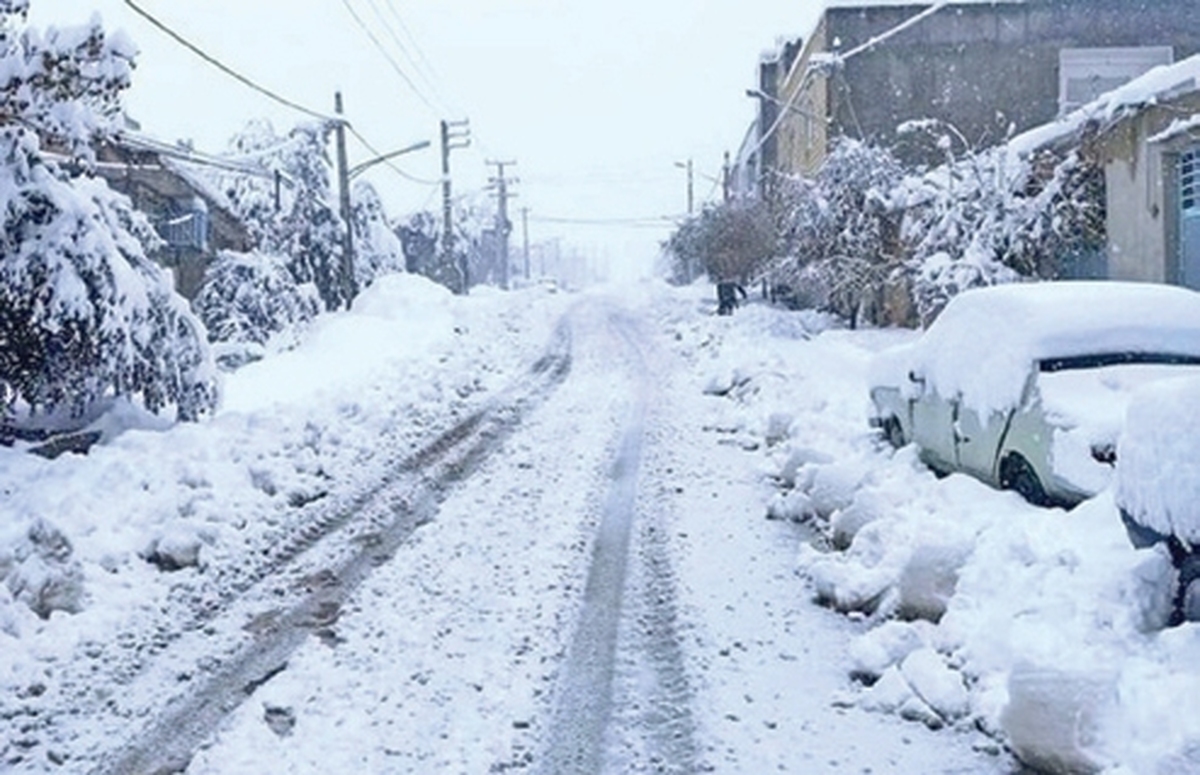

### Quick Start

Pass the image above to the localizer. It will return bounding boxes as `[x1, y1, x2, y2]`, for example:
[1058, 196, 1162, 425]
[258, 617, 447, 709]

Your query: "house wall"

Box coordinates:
[781, 0, 1200, 173]
[777, 18, 830, 177]
[1102, 91, 1200, 286]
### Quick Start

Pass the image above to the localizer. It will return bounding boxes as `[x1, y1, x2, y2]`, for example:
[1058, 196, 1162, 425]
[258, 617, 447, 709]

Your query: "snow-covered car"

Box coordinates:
[869, 282, 1200, 507]
[1116, 376, 1200, 622]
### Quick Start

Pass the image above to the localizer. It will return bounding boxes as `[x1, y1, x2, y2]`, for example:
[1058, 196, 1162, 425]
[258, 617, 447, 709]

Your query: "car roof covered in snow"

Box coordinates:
[872, 281, 1200, 415]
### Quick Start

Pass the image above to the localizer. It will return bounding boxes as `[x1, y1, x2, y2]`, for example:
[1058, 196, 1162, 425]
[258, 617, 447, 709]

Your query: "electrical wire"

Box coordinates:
[362, 0, 453, 116]
[346, 125, 442, 186]
[339, 0, 440, 116]
[123, 0, 333, 122]
[383, 0, 449, 100]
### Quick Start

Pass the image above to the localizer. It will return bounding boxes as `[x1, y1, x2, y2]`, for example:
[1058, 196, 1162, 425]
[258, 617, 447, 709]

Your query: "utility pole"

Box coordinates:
[687, 158, 695, 215]
[486, 159, 517, 290]
[521, 206, 530, 281]
[334, 92, 356, 307]
[676, 158, 694, 215]
[440, 118, 471, 293]
[723, 151, 732, 204]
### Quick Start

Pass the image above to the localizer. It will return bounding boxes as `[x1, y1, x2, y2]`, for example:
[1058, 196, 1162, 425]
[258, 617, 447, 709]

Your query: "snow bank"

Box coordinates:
[1116, 376, 1200, 544]
[0, 275, 564, 656]
[871, 281, 1200, 416]
[692, 290, 1200, 772]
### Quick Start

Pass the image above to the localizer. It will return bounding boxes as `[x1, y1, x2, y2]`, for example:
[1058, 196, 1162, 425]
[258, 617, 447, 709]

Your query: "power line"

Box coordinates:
[363, 0, 453, 116]
[530, 214, 683, 227]
[346, 125, 442, 187]
[339, 0, 439, 116]
[123, 0, 333, 122]
[383, 0, 449, 102]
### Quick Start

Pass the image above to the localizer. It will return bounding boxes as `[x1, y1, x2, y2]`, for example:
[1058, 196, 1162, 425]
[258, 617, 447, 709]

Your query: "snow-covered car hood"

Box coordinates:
[870, 281, 1200, 417]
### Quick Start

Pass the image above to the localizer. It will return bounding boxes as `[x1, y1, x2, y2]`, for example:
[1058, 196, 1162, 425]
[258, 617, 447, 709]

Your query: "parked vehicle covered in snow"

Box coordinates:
[1116, 376, 1200, 622]
[869, 282, 1200, 506]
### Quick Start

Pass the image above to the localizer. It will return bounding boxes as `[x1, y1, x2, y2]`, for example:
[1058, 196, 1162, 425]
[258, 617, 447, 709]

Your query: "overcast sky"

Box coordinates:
[29, 0, 828, 278]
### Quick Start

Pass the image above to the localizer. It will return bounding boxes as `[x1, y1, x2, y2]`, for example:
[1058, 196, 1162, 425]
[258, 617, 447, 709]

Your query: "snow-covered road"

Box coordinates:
[180, 289, 1011, 774]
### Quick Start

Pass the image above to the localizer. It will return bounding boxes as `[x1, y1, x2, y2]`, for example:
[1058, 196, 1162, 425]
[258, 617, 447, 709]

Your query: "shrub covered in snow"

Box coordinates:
[193, 250, 321, 367]
[0, 2, 218, 429]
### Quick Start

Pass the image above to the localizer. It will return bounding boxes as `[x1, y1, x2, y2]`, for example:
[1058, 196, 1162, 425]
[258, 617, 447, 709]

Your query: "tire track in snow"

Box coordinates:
[540, 309, 699, 774]
[87, 320, 573, 775]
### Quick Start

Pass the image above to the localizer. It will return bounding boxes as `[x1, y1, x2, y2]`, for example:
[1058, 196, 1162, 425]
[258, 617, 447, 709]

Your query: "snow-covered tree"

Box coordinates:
[351, 180, 405, 290]
[768, 139, 907, 324]
[0, 2, 218, 429]
[899, 130, 1106, 323]
[193, 250, 320, 368]
[216, 119, 349, 311]
[664, 201, 774, 286]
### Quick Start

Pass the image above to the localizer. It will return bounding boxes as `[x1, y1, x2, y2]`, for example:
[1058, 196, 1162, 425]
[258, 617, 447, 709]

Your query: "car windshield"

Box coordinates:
[1039, 352, 1200, 372]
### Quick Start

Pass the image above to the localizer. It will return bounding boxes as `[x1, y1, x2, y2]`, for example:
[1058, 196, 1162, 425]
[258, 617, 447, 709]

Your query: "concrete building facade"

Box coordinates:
[766, 0, 1200, 180]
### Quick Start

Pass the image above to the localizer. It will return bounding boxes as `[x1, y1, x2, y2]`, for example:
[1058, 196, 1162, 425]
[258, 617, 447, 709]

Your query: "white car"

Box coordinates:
[869, 281, 1200, 507]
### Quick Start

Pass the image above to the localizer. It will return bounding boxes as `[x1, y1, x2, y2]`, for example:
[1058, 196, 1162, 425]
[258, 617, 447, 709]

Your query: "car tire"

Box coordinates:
[881, 416, 905, 449]
[1001, 454, 1051, 507]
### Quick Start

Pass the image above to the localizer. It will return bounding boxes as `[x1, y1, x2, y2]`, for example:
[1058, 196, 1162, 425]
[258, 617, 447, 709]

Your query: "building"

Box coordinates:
[1083, 58, 1200, 289]
[747, 0, 1200, 187]
[92, 134, 256, 299]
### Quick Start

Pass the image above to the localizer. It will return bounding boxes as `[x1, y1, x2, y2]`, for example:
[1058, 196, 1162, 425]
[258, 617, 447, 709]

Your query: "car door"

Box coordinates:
[907, 372, 957, 473]
[953, 400, 1011, 485]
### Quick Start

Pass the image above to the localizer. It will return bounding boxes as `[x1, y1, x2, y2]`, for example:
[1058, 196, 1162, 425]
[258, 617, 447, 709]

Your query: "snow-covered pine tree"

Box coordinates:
[0, 1, 218, 431]
[193, 250, 320, 367]
[217, 120, 349, 311]
[351, 180, 405, 290]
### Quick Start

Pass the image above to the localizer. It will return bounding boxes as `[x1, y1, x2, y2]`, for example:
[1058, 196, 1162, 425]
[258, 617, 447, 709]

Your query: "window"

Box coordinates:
[1182, 149, 1200, 215]
[1059, 47, 1174, 115]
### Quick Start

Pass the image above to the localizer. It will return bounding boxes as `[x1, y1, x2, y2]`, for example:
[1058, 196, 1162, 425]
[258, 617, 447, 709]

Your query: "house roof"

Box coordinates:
[1010, 53, 1200, 157]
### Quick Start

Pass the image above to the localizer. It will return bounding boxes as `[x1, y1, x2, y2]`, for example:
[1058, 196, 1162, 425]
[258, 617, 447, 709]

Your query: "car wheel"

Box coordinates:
[881, 416, 905, 449]
[1001, 454, 1051, 507]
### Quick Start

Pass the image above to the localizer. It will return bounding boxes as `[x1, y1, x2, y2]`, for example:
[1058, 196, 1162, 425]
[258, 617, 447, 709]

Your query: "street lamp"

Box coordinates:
[348, 139, 432, 179]
[745, 88, 824, 122]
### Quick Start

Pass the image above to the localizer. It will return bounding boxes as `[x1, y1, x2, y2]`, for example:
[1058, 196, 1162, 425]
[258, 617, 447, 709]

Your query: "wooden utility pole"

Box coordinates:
[486, 159, 517, 290]
[440, 118, 471, 293]
[334, 92, 356, 307]
[723, 151, 732, 204]
[686, 158, 695, 215]
[521, 206, 530, 281]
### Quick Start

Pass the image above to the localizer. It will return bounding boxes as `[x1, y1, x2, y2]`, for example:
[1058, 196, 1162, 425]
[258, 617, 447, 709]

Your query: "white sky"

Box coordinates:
[29, 0, 828, 279]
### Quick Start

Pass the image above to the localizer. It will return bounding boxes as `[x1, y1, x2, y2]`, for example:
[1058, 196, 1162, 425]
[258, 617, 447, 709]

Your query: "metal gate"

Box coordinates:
[1181, 148, 1200, 290]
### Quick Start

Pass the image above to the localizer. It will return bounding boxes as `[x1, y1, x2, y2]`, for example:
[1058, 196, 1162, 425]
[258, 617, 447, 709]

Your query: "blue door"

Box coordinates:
[1181, 149, 1200, 290]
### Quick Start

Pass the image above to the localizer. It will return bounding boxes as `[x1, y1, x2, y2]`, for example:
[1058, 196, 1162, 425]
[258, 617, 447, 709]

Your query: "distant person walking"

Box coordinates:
[717, 281, 748, 316]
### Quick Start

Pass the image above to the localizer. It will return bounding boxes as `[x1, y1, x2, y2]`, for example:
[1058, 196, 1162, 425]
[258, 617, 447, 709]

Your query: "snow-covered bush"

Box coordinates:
[664, 199, 775, 285]
[900, 133, 1105, 323]
[0, 3, 218, 429]
[351, 180, 405, 289]
[193, 250, 320, 367]
[768, 140, 907, 325]
[215, 119, 349, 311]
